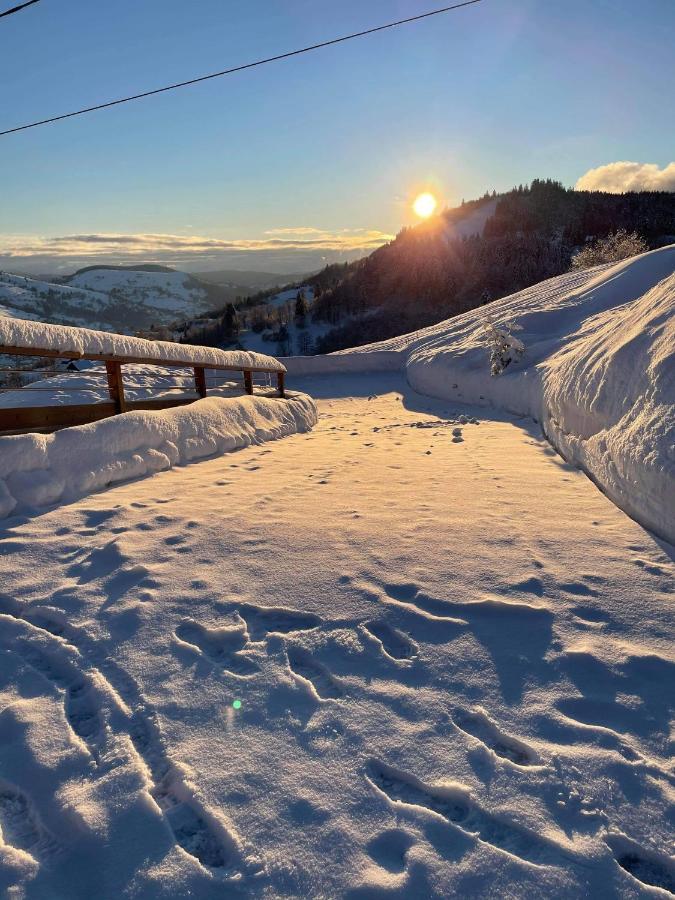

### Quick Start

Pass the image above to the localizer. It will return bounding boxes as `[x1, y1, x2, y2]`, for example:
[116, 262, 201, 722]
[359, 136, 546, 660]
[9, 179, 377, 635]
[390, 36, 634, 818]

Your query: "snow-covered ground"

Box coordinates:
[0, 272, 110, 329]
[0, 249, 673, 898]
[286, 246, 675, 545]
[0, 391, 316, 518]
[0, 374, 673, 898]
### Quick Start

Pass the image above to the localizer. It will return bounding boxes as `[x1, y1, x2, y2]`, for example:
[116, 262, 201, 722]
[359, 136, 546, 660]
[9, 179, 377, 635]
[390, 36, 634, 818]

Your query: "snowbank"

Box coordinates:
[0, 316, 285, 372]
[290, 246, 675, 543]
[283, 349, 403, 376]
[0, 393, 316, 518]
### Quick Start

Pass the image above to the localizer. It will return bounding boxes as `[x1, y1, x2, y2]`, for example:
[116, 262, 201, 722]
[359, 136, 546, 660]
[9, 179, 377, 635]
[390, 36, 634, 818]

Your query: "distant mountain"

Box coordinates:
[189, 269, 313, 289]
[309, 180, 675, 352]
[0, 265, 254, 332]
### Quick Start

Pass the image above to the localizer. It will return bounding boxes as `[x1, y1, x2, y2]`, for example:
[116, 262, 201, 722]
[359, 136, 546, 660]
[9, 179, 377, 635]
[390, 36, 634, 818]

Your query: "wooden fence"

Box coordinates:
[0, 343, 286, 435]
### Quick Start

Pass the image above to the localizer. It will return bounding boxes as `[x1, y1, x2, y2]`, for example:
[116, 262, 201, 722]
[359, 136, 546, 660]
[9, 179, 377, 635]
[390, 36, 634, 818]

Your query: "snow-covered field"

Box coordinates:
[0, 375, 673, 898]
[0, 249, 673, 898]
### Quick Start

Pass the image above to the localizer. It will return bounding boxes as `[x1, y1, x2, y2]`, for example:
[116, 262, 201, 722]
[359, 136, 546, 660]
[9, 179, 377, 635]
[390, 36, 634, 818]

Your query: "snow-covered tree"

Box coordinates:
[570, 230, 648, 270]
[481, 318, 525, 376]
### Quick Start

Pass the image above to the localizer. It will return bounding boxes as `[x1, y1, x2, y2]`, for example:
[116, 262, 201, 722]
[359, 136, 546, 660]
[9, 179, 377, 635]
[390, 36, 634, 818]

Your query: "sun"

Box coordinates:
[413, 192, 437, 219]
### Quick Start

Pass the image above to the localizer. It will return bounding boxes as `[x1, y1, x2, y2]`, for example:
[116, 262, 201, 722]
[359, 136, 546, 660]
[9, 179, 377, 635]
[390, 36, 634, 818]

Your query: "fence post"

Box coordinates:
[244, 370, 253, 395]
[105, 361, 127, 414]
[277, 371, 285, 398]
[194, 366, 207, 398]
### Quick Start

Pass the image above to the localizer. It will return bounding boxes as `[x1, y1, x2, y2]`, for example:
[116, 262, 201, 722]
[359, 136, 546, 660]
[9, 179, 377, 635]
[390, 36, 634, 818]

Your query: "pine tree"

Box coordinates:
[295, 289, 309, 323]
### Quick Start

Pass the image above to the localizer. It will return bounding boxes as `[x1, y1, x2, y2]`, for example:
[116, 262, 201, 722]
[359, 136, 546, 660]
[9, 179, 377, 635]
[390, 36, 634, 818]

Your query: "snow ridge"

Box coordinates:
[0, 393, 316, 518]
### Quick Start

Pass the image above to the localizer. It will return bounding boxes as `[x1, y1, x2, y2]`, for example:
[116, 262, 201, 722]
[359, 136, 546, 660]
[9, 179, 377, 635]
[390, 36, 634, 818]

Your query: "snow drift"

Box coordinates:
[284, 246, 675, 543]
[0, 393, 316, 518]
[0, 316, 284, 372]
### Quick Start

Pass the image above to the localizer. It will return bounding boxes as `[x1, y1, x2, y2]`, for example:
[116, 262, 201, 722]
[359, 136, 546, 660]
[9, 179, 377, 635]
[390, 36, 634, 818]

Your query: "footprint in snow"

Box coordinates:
[452, 707, 541, 766]
[286, 645, 344, 701]
[366, 828, 414, 873]
[361, 620, 419, 663]
[605, 833, 675, 895]
[220, 602, 322, 642]
[175, 619, 260, 677]
[366, 759, 566, 867]
[0, 779, 60, 863]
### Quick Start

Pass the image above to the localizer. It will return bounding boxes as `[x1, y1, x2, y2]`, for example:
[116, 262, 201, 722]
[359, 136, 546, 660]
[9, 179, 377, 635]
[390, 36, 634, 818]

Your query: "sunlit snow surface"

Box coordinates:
[0, 376, 673, 898]
[287, 245, 675, 544]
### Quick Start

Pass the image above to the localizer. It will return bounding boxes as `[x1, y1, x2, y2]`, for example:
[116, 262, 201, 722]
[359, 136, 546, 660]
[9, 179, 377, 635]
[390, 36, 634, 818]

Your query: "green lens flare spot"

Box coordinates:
[232, 699, 242, 710]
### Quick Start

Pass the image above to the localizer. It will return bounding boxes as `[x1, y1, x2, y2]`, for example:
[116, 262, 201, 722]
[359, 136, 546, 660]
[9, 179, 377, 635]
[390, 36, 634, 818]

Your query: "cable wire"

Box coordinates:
[0, 0, 41, 19]
[0, 0, 481, 136]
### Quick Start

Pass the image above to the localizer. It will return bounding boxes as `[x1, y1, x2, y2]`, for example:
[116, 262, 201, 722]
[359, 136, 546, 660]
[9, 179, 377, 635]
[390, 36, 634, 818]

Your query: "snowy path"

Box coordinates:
[0, 375, 673, 898]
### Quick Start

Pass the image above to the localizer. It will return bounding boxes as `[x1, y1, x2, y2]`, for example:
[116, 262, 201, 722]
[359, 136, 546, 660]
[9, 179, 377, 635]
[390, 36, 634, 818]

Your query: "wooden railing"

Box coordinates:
[0, 343, 286, 435]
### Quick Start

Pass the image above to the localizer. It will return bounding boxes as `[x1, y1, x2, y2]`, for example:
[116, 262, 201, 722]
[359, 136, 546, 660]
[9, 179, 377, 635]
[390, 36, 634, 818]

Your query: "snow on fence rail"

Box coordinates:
[0, 317, 286, 434]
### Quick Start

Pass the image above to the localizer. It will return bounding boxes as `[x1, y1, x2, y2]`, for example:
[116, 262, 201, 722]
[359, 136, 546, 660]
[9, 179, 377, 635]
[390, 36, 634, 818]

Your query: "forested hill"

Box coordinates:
[309, 180, 675, 352]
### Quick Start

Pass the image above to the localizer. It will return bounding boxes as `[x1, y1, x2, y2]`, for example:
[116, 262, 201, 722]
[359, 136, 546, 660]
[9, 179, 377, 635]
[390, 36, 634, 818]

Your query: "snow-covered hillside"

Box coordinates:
[286, 246, 675, 544]
[67, 268, 212, 318]
[0, 271, 110, 328]
[0, 267, 217, 333]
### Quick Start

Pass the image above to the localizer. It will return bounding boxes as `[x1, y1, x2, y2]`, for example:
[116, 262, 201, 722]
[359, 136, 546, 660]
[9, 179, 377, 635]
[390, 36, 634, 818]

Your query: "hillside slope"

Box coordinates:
[0, 271, 110, 328]
[286, 246, 675, 544]
[310, 182, 675, 351]
[0, 267, 226, 332]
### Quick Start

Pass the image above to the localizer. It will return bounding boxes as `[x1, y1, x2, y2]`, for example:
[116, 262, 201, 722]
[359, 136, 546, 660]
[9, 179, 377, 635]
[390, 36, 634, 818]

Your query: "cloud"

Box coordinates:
[264, 227, 326, 236]
[0, 229, 393, 259]
[576, 161, 675, 193]
[0, 228, 394, 275]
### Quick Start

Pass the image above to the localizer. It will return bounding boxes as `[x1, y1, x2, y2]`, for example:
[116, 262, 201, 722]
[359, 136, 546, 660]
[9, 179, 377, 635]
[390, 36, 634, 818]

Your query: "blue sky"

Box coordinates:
[1, 0, 673, 273]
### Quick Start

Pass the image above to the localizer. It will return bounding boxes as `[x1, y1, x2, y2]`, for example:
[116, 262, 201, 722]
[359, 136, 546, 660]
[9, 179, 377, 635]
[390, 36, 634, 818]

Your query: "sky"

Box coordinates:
[0, 0, 674, 275]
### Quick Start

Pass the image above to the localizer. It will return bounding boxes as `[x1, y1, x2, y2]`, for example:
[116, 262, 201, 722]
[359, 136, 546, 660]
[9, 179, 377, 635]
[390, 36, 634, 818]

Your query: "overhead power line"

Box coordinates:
[0, 0, 41, 19]
[0, 0, 482, 137]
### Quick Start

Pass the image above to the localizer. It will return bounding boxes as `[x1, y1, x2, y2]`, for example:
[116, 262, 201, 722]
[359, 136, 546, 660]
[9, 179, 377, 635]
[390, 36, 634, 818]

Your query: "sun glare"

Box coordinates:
[413, 192, 437, 219]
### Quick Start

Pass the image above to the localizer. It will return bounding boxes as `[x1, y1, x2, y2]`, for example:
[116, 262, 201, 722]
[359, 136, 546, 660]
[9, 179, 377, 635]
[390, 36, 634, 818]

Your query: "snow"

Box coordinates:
[0, 249, 673, 898]
[445, 197, 499, 238]
[68, 268, 210, 315]
[0, 375, 672, 898]
[0, 315, 285, 372]
[0, 272, 110, 329]
[0, 365, 270, 409]
[0, 392, 316, 517]
[0, 268, 215, 332]
[284, 246, 675, 544]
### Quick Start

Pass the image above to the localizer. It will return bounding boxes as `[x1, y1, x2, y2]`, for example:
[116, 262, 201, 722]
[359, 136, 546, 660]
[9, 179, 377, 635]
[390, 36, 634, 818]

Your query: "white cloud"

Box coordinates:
[576, 161, 675, 193]
[0, 229, 393, 259]
[0, 229, 395, 275]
